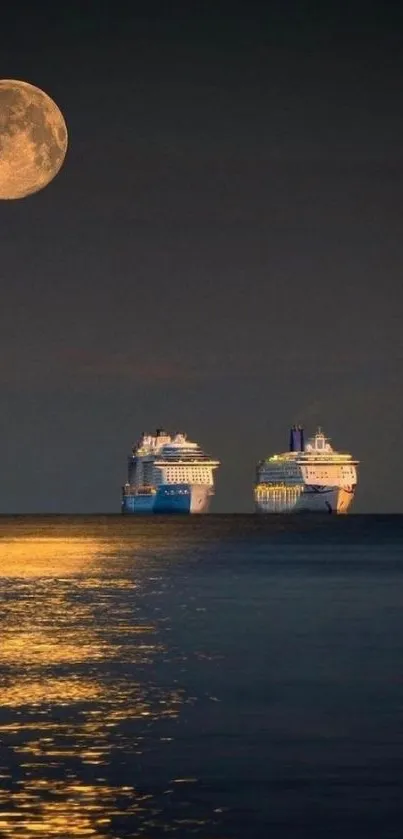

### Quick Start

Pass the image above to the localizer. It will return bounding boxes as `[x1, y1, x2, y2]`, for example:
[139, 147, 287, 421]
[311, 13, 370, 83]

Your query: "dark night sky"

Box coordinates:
[1, 1, 403, 512]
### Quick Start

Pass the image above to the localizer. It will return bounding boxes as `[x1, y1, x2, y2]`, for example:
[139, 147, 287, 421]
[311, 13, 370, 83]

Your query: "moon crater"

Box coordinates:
[0, 79, 68, 200]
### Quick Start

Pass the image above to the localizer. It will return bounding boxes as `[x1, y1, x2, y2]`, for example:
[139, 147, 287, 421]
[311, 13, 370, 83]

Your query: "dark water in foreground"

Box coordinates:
[1, 515, 403, 838]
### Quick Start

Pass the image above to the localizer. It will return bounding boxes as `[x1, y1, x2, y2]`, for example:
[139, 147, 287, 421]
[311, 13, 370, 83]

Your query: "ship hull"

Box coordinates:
[255, 484, 356, 514]
[122, 483, 212, 514]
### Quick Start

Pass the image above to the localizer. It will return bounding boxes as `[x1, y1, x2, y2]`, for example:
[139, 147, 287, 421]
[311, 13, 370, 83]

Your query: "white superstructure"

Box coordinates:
[122, 429, 219, 514]
[255, 426, 358, 514]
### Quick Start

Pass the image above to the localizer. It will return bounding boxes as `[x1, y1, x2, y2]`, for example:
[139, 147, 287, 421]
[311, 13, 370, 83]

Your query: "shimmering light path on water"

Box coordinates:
[0, 515, 403, 837]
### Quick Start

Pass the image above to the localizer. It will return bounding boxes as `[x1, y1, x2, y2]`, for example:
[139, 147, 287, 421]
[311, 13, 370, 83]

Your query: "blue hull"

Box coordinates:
[122, 484, 193, 515]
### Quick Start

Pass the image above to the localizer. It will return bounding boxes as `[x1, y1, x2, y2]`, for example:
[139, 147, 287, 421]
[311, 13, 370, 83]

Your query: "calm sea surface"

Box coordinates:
[0, 514, 403, 838]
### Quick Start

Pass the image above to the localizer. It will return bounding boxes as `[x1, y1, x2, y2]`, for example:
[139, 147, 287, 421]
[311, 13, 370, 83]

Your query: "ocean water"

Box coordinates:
[0, 514, 403, 838]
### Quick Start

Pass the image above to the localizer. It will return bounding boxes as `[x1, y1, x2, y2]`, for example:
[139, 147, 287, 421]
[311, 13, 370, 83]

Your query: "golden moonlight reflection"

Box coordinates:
[0, 536, 106, 576]
[0, 526, 206, 837]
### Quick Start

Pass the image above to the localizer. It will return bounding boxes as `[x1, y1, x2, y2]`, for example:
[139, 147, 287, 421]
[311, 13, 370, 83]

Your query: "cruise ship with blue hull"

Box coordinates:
[121, 429, 219, 514]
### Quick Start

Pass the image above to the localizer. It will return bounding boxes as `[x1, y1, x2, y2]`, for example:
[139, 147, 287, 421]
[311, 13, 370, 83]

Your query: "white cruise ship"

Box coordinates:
[122, 429, 220, 514]
[254, 426, 358, 514]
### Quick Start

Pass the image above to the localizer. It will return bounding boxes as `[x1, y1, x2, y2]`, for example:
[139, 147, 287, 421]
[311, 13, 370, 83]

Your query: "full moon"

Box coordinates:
[0, 79, 68, 200]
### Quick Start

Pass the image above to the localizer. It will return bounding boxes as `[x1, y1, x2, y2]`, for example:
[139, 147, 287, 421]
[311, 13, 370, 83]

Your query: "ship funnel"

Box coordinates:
[289, 425, 304, 452]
